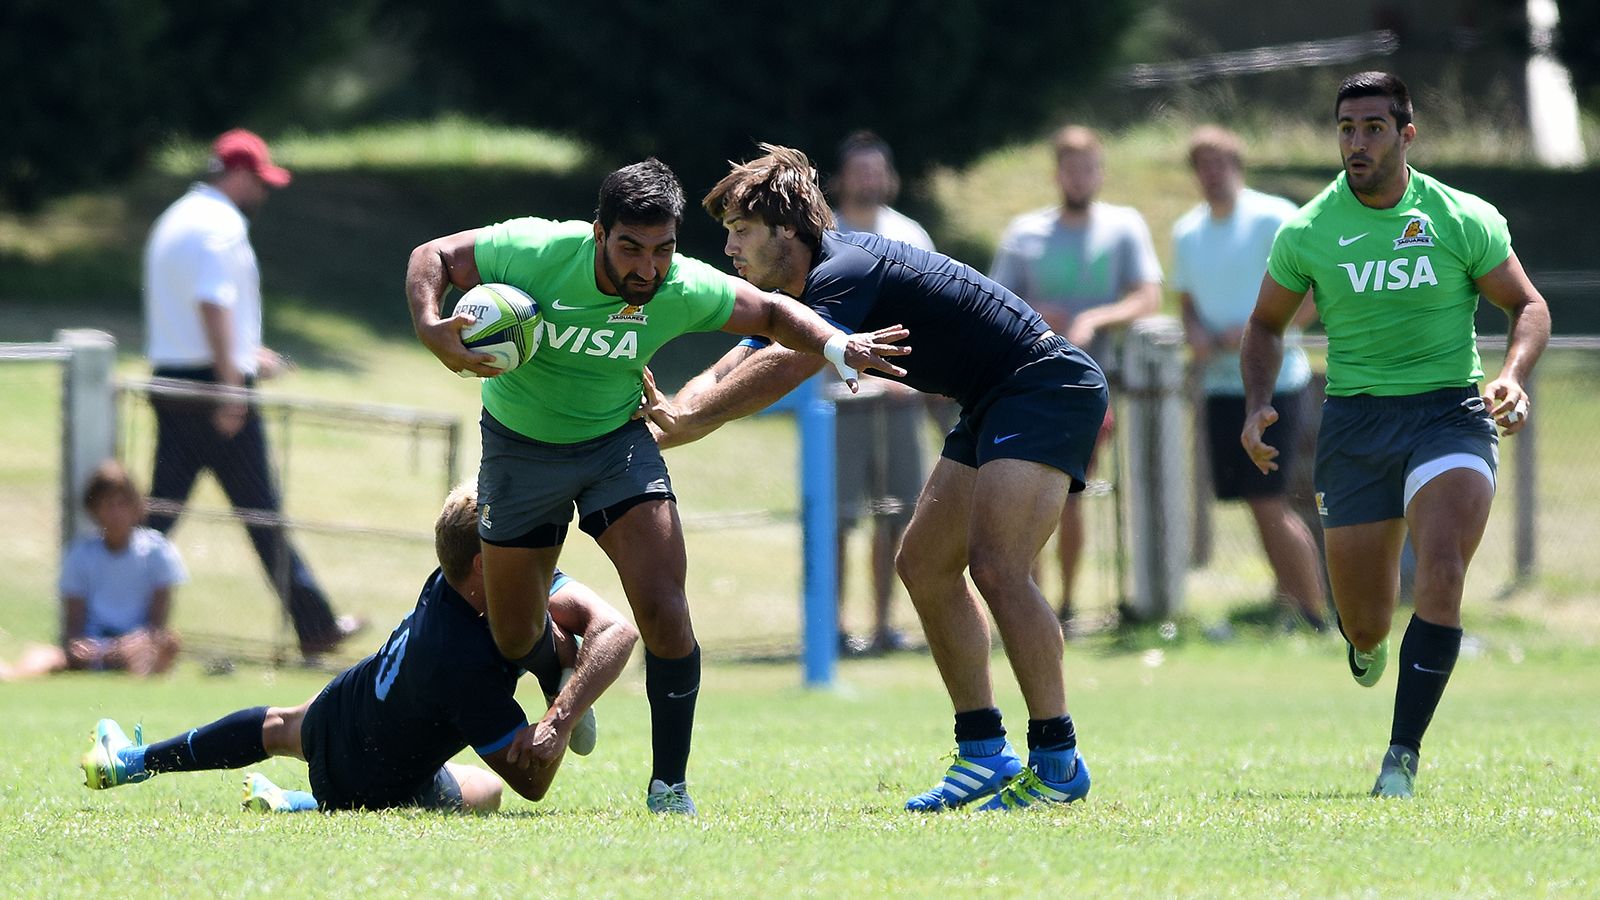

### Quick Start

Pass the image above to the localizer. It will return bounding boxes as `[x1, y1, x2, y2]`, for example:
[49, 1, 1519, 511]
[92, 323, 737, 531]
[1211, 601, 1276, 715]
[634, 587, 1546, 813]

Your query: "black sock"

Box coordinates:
[645, 644, 700, 786]
[142, 707, 269, 775]
[1389, 613, 1462, 753]
[953, 708, 1006, 744]
[511, 611, 562, 697]
[1026, 715, 1077, 752]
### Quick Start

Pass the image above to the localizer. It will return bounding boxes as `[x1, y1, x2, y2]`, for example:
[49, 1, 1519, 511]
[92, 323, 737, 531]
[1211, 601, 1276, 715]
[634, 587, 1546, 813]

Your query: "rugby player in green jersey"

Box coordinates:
[1240, 72, 1551, 798]
[404, 159, 908, 814]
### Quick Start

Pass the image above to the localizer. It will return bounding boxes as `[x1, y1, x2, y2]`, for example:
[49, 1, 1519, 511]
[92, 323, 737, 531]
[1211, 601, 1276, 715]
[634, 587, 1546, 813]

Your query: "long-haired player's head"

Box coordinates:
[703, 143, 835, 248]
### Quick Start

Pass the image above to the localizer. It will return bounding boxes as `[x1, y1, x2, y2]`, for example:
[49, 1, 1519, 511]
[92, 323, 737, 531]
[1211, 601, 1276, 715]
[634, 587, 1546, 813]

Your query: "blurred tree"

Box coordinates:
[0, 0, 373, 209]
[385, 0, 1139, 193]
[1553, 0, 1600, 109]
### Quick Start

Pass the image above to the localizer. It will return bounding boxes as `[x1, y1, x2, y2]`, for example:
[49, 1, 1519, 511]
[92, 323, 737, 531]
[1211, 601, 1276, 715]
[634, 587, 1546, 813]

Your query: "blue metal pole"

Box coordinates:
[796, 374, 838, 687]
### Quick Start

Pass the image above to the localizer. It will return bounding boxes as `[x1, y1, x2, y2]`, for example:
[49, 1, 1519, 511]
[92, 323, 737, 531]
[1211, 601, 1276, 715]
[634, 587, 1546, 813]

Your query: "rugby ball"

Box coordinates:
[454, 283, 542, 378]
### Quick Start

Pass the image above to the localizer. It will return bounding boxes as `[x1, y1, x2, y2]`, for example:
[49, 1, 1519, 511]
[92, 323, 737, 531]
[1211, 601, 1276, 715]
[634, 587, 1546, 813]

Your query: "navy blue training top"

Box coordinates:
[802, 231, 1055, 408]
[307, 568, 529, 803]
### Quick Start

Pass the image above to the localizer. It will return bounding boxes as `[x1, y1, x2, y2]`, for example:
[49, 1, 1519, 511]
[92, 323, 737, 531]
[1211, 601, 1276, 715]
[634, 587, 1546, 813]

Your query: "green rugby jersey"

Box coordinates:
[1266, 168, 1511, 397]
[473, 218, 737, 442]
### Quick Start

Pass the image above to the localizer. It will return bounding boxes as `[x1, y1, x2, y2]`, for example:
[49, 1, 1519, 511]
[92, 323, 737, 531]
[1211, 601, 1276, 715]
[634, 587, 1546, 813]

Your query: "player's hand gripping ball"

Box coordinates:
[454, 283, 543, 378]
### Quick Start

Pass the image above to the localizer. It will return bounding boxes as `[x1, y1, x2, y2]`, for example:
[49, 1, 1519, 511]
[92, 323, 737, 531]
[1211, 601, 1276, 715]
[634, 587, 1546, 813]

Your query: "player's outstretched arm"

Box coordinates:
[1476, 251, 1551, 435]
[722, 280, 909, 391]
[642, 343, 821, 449]
[1239, 274, 1309, 474]
[540, 580, 640, 752]
[406, 229, 500, 377]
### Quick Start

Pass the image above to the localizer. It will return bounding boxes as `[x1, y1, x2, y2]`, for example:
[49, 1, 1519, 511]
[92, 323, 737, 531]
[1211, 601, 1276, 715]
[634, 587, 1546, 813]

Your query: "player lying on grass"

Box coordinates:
[80, 485, 638, 813]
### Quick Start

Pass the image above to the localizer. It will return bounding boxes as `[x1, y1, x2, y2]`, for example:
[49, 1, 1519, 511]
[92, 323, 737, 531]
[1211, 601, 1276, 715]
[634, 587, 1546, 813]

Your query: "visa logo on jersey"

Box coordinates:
[543, 322, 640, 359]
[1337, 256, 1439, 293]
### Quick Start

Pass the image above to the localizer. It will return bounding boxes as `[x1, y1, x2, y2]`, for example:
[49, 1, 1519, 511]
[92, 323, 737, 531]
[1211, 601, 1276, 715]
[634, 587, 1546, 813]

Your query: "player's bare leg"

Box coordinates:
[445, 762, 507, 813]
[595, 498, 697, 812]
[1324, 519, 1406, 652]
[1369, 466, 1494, 797]
[969, 459, 1072, 719]
[1245, 494, 1326, 628]
[1405, 469, 1492, 629]
[898, 459, 1023, 811]
[479, 543, 561, 659]
[896, 459, 993, 712]
[261, 698, 312, 760]
[969, 458, 1089, 810]
[595, 499, 694, 657]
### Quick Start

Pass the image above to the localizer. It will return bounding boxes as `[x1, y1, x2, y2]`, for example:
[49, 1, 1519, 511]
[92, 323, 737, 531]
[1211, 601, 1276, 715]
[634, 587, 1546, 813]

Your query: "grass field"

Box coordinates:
[5, 637, 1599, 897]
[3, 119, 1599, 896]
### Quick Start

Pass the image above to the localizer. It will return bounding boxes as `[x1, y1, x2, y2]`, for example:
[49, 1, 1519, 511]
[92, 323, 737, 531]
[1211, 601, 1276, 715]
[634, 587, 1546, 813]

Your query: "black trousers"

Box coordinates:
[147, 367, 338, 649]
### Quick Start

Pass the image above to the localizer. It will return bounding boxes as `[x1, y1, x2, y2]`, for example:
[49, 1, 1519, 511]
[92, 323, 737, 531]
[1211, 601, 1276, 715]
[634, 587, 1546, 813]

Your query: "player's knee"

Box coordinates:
[631, 592, 692, 653]
[1413, 553, 1467, 596]
[1341, 619, 1387, 651]
[895, 534, 955, 587]
[966, 550, 1026, 601]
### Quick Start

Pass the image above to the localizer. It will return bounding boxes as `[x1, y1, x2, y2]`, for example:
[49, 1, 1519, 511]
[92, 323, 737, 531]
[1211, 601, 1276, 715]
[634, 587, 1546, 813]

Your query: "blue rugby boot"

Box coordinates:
[81, 719, 147, 790]
[977, 751, 1091, 811]
[905, 743, 1023, 812]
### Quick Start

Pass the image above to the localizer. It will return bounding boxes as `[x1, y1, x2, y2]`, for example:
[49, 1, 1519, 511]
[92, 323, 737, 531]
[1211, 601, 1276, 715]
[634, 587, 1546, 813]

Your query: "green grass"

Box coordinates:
[5, 637, 1599, 897]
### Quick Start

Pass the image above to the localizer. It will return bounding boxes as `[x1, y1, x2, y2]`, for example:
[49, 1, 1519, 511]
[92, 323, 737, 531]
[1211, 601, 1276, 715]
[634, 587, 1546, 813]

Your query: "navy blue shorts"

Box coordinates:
[1314, 386, 1498, 528]
[941, 336, 1108, 491]
[1207, 390, 1303, 500]
[301, 692, 465, 812]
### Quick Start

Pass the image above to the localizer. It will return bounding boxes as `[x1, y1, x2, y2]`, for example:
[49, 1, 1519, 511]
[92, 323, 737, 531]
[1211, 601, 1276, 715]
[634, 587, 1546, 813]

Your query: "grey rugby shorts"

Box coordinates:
[478, 411, 673, 547]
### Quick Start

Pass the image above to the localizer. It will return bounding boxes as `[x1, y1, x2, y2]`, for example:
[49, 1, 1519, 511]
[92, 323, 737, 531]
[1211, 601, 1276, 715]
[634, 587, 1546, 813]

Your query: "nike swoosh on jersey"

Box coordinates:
[1337, 233, 1368, 246]
[993, 433, 1023, 444]
[547, 298, 585, 311]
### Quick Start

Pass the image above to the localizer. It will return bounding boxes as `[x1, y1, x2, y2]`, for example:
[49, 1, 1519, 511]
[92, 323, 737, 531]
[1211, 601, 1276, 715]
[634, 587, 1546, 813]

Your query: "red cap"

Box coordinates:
[210, 129, 291, 188]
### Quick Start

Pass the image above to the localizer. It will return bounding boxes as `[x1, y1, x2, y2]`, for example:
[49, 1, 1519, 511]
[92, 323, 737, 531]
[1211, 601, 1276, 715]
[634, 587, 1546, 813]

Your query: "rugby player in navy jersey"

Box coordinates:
[80, 485, 638, 813]
[643, 144, 1108, 811]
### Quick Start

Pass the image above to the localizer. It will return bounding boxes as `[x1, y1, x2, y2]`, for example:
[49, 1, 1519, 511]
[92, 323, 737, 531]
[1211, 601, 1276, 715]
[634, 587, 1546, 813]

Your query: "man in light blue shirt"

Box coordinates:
[1172, 126, 1325, 631]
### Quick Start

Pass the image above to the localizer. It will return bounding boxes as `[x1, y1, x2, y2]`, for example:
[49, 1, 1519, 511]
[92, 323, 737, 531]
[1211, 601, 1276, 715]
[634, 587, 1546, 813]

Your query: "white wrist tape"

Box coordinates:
[823, 332, 852, 379]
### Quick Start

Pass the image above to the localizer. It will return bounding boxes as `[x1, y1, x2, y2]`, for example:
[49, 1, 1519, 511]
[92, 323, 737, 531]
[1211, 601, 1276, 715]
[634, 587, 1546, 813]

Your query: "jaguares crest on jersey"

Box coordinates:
[607, 305, 649, 325]
[1393, 217, 1435, 250]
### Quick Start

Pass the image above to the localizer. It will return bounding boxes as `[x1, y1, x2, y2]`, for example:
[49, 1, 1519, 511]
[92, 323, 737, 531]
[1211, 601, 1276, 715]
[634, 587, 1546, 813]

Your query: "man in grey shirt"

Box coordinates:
[828, 132, 932, 654]
[989, 125, 1161, 626]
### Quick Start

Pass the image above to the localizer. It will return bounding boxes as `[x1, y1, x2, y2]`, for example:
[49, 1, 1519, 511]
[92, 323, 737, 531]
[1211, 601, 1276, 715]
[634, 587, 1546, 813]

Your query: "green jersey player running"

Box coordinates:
[1241, 72, 1550, 798]
[406, 159, 908, 814]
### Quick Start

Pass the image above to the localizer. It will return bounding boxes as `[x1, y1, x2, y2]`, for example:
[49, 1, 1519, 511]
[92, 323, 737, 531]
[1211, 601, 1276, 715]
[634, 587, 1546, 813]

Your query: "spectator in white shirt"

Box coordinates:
[142, 129, 360, 659]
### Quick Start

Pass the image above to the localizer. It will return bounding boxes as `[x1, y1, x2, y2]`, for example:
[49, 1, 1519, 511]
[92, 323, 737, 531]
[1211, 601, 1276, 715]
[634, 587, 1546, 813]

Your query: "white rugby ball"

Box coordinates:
[454, 283, 542, 378]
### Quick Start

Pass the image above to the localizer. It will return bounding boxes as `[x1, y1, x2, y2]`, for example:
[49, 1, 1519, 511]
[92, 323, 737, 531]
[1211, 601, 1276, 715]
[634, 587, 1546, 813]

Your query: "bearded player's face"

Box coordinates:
[1337, 96, 1413, 196]
[598, 220, 675, 305]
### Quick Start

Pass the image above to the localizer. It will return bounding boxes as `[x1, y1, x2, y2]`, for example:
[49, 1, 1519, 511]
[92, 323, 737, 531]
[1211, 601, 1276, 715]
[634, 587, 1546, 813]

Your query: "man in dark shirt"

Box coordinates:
[80, 486, 638, 813]
[644, 144, 1108, 812]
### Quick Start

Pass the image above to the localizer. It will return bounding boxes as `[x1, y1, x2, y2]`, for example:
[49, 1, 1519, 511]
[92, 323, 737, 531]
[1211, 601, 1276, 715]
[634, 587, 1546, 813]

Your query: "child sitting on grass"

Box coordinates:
[0, 460, 185, 680]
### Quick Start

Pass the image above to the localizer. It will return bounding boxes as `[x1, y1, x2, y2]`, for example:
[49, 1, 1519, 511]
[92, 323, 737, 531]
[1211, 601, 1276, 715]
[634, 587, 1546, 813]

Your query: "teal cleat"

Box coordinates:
[645, 779, 697, 816]
[243, 772, 297, 813]
[1371, 745, 1418, 799]
[1347, 637, 1389, 687]
[905, 744, 1023, 812]
[81, 719, 145, 790]
[977, 752, 1091, 811]
[544, 668, 597, 757]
